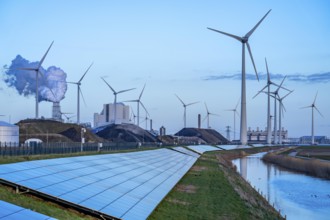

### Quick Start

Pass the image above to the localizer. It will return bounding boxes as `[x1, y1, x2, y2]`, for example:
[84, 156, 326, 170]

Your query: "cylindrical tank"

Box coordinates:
[0, 121, 19, 147]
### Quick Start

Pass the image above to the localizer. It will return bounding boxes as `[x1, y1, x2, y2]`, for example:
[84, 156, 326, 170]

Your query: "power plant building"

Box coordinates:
[247, 127, 288, 143]
[0, 121, 19, 147]
[94, 103, 130, 128]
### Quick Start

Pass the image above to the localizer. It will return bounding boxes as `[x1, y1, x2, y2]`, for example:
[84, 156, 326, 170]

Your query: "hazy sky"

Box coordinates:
[1, 0, 329, 138]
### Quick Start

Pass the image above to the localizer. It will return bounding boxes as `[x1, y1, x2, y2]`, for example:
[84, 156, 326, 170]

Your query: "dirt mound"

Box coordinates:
[175, 128, 229, 144]
[95, 123, 159, 143]
[17, 119, 106, 143]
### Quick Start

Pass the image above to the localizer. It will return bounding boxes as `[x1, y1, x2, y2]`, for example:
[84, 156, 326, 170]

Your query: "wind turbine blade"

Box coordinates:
[265, 57, 270, 82]
[101, 77, 116, 93]
[139, 83, 146, 100]
[80, 88, 87, 107]
[38, 41, 54, 69]
[175, 94, 185, 106]
[140, 101, 149, 116]
[253, 84, 268, 98]
[207, 27, 242, 42]
[67, 81, 78, 85]
[202, 115, 208, 122]
[245, 9, 271, 38]
[314, 106, 324, 117]
[276, 75, 287, 93]
[282, 90, 293, 100]
[204, 102, 209, 113]
[123, 99, 138, 103]
[210, 113, 220, 117]
[246, 42, 258, 81]
[17, 67, 37, 71]
[186, 101, 199, 106]
[300, 105, 312, 109]
[49, 88, 56, 100]
[79, 62, 93, 83]
[235, 99, 240, 110]
[313, 91, 318, 105]
[117, 88, 136, 94]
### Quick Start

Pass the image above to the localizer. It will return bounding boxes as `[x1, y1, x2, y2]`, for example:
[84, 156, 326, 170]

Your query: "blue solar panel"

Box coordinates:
[0, 200, 56, 220]
[172, 146, 201, 158]
[187, 145, 222, 154]
[0, 149, 197, 220]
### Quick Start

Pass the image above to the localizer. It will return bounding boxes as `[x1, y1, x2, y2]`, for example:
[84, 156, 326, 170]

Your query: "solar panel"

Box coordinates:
[0, 148, 197, 220]
[187, 145, 222, 154]
[172, 146, 200, 158]
[0, 200, 56, 220]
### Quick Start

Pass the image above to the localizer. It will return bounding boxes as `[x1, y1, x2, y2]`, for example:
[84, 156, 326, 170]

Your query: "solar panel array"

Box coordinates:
[172, 147, 200, 158]
[187, 145, 222, 154]
[0, 148, 197, 220]
[0, 200, 55, 220]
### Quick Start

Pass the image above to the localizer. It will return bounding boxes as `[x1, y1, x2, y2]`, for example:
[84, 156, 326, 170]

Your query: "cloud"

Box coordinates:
[204, 72, 330, 83]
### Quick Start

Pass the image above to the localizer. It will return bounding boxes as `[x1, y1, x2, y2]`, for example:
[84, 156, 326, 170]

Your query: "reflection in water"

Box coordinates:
[232, 152, 330, 220]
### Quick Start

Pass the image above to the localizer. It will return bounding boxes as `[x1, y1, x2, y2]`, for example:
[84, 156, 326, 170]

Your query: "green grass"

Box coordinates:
[149, 151, 281, 220]
[0, 185, 94, 219]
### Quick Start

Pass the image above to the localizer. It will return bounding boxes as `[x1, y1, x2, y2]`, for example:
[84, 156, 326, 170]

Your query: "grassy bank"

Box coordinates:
[263, 152, 330, 179]
[149, 148, 282, 220]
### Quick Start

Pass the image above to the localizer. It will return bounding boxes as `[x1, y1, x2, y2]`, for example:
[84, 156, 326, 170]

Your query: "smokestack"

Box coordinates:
[150, 119, 153, 131]
[198, 114, 201, 129]
[52, 101, 62, 121]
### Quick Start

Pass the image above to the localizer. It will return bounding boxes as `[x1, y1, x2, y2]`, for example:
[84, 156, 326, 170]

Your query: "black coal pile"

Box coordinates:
[95, 123, 158, 143]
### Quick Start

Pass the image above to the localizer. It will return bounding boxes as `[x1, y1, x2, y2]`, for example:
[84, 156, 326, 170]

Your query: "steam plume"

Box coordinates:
[3, 55, 67, 102]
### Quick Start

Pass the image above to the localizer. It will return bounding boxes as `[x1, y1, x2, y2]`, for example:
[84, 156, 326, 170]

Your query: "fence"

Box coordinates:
[0, 142, 162, 157]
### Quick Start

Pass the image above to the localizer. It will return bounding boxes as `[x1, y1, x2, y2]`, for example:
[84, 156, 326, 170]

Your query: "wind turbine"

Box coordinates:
[129, 107, 137, 124]
[253, 58, 290, 144]
[18, 41, 54, 119]
[208, 9, 271, 145]
[269, 90, 293, 144]
[67, 62, 93, 124]
[204, 102, 220, 129]
[124, 83, 146, 127]
[175, 94, 199, 128]
[139, 100, 149, 129]
[225, 99, 240, 141]
[301, 92, 324, 145]
[101, 77, 135, 124]
[268, 76, 288, 144]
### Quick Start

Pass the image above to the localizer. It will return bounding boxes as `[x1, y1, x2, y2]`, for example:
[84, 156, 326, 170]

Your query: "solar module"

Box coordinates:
[187, 145, 222, 154]
[172, 146, 200, 158]
[0, 148, 197, 220]
[0, 200, 56, 220]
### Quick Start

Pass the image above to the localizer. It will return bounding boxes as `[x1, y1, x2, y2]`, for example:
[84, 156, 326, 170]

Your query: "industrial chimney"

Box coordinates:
[52, 102, 62, 121]
[198, 114, 201, 129]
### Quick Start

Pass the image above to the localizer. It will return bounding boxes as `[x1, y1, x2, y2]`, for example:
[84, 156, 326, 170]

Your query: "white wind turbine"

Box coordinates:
[124, 83, 146, 127]
[139, 100, 149, 129]
[225, 99, 240, 141]
[204, 102, 220, 129]
[101, 77, 135, 124]
[269, 76, 288, 144]
[269, 90, 293, 144]
[208, 10, 271, 145]
[301, 92, 324, 145]
[18, 41, 54, 119]
[253, 58, 289, 144]
[175, 94, 199, 128]
[67, 62, 93, 124]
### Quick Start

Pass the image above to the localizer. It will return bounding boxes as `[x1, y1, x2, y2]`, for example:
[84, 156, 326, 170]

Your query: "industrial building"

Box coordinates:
[247, 127, 288, 143]
[94, 103, 130, 128]
[0, 121, 19, 147]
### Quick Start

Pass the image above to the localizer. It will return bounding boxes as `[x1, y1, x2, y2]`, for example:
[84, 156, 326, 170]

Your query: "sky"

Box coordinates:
[1, 0, 330, 138]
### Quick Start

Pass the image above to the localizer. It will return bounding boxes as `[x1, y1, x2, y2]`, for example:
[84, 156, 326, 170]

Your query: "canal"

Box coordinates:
[232, 152, 330, 220]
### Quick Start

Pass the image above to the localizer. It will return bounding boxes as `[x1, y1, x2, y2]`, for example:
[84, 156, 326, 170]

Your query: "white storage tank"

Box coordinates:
[0, 121, 19, 147]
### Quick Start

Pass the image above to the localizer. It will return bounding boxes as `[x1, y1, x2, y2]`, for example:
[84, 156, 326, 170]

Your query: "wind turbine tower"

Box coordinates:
[208, 10, 271, 145]
[18, 41, 54, 119]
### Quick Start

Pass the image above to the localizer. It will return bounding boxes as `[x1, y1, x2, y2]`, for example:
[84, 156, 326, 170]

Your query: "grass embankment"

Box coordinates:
[263, 148, 330, 179]
[149, 148, 282, 220]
